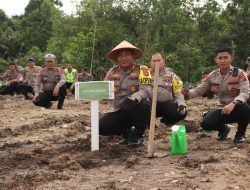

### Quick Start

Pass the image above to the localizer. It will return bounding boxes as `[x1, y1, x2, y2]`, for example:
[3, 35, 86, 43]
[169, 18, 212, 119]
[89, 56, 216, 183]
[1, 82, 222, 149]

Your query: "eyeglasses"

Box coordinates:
[46, 60, 54, 63]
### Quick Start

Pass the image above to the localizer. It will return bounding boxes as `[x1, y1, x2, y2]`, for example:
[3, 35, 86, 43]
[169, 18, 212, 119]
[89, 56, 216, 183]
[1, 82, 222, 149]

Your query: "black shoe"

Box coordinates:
[128, 137, 143, 147]
[119, 137, 128, 145]
[234, 134, 246, 144]
[217, 125, 230, 141]
[57, 105, 64, 110]
[127, 126, 144, 148]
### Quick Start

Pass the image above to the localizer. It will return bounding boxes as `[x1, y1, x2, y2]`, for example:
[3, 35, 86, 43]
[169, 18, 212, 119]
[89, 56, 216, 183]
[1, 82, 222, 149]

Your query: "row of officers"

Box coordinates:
[0, 56, 93, 109]
[0, 41, 250, 147]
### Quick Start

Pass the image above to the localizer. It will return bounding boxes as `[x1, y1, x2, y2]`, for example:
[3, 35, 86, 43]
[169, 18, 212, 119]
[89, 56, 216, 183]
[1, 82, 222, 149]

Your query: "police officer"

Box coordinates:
[183, 47, 250, 143]
[245, 57, 250, 105]
[33, 54, 67, 109]
[64, 62, 78, 94]
[78, 67, 93, 82]
[131, 52, 187, 125]
[99, 40, 152, 147]
[0, 62, 23, 96]
[17, 57, 42, 100]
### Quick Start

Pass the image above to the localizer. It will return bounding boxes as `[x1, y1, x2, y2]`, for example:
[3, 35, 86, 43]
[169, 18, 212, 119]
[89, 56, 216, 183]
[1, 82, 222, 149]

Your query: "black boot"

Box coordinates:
[119, 136, 129, 145]
[57, 86, 66, 110]
[127, 126, 144, 148]
[234, 133, 246, 144]
[57, 95, 65, 109]
[217, 124, 230, 141]
[119, 130, 130, 145]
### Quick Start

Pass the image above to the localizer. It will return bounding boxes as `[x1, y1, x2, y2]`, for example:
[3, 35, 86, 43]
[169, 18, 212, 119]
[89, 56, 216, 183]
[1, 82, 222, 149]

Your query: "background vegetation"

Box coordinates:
[0, 0, 249, 82]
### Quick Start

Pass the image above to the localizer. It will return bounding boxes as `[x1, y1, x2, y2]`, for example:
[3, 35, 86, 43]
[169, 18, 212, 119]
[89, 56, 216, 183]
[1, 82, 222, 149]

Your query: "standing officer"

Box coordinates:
[33, 54, 67, 109]
[183, 47, 250, 143]
[17, 57, 41, 100]
[99, 40, 152, 147]
[131, 52, 187, 125]
[64, 62, 78, 94]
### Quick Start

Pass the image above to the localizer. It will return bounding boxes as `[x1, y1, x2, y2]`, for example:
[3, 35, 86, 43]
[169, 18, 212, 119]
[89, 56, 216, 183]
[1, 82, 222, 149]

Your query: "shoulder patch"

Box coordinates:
[111, 73, 120, 78]
[130, 72, 139, 77]
[239, 72, 247, 82]
[140, 66, 150, 76]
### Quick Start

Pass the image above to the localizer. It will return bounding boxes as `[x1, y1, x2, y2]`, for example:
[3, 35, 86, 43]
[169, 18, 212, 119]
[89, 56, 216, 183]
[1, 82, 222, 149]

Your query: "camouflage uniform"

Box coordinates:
[33, 67, 66, 109]
[188, 66, 250, 140]
[99, 64, 151, 138]
[132, 67, 187, 125]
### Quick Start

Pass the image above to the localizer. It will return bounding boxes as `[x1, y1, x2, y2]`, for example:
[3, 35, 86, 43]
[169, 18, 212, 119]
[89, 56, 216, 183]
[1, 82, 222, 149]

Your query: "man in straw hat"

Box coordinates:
[99, 40, 152, 147]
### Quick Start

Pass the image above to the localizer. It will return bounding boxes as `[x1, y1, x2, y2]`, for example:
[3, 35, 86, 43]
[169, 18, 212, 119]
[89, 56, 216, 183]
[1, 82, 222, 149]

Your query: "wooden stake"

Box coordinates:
[147, 62, 160, 157]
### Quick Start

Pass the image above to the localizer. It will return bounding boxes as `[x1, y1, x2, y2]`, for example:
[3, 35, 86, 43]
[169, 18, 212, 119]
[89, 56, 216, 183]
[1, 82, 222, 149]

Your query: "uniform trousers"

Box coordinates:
[0, 83, 18, 96]
[16, 84, 34, 99]
[99, 99, 150, 137]
[201, 103, 250, 135]
[33, 85, 67, 108]
[65, 82, 74, 94]
[156, 100, 187, 125]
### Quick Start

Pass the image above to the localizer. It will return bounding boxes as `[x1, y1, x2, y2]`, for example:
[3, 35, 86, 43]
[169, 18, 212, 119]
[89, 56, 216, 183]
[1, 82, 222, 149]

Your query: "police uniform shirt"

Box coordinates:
[189, 66, 250, 106]
[104, 64, 151, 110]
[3, 70, 23, 83]
[24, 66, 42, 87]
[132, 67, 186, 107]
[34, 68, 66, 96]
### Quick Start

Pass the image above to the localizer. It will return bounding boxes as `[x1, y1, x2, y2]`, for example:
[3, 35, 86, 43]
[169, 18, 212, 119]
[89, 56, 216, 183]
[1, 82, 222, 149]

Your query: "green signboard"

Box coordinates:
[75, 81, 114, 100]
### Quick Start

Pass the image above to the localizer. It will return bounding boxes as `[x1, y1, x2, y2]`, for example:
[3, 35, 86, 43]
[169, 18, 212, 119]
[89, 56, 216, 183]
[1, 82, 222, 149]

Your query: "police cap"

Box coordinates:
[44, 54, 56, 60]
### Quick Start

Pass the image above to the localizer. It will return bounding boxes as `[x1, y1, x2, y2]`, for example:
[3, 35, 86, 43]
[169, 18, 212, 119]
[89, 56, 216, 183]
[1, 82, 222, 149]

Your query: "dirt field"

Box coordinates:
[0, 95, 249, 190]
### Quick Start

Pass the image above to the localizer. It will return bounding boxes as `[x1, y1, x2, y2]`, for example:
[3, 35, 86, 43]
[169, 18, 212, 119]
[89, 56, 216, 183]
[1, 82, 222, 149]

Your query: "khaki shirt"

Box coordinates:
[246, 69, 250, 80]
[189, 66, 250, 106]
[104, 64, 151, 110]
[131, 67, 186, 106]
[34, 67, 66, 96]
[24, 66, 42, 87]
[3, 70, 23, 84]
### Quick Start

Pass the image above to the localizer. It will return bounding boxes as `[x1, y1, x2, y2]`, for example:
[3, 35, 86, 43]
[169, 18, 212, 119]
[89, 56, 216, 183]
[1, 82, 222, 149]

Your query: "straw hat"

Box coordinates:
[107, 40, 144, 61]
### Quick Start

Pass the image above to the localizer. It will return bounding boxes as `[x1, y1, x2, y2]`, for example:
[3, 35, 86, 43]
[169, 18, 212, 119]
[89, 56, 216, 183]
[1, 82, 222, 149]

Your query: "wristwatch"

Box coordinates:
[232, 100, 242, 105]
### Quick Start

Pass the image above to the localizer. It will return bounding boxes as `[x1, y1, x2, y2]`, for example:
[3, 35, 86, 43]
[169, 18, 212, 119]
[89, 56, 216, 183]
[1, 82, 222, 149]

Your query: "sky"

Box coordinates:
[0, 0, 226, 17]
[0, 0, 81, 17]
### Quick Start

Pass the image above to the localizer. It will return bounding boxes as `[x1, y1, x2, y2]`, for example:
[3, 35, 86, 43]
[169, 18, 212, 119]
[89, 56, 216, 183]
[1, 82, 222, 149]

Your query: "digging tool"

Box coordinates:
[147, 60, 160, 157]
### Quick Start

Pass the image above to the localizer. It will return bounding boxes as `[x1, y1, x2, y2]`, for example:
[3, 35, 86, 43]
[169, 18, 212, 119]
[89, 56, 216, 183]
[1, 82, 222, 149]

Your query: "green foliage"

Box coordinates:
[18, 0, 60, 52]
[0, 58, 9, 73]
[61, 32, 93, 69]
[19, 46, 44, 67]
[1, 0, 250, 82]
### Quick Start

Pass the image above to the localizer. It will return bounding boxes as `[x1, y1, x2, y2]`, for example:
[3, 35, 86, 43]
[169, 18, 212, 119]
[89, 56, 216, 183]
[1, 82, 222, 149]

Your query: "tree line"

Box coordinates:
[0, 0, 249, 82]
